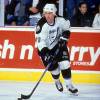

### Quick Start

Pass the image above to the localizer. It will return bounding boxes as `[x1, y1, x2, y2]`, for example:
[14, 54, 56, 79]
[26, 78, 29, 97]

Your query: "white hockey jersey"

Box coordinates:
[37, 17, 70, 51]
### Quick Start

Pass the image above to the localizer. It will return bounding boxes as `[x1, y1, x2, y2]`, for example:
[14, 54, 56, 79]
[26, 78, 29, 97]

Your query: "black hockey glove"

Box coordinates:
[59, 31, 70, 48]
[40, 47, 58, 71]
[40, 47, 52, 63]
[58, 38, 67, 48]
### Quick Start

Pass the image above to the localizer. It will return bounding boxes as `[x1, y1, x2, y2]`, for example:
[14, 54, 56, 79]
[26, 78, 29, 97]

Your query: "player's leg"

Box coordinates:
[50, 67, 63, 92]
[58, 60, 78, 95]
[38, 49, 63, 92]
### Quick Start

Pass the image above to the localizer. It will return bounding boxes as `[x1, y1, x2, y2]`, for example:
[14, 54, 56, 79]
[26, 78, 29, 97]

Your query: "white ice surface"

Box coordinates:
[0, 81, 100, 100]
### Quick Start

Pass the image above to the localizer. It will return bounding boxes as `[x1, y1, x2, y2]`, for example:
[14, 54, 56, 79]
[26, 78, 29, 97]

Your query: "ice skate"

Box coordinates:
[55, 80, 63, 92]
[66, 84, 78, 95]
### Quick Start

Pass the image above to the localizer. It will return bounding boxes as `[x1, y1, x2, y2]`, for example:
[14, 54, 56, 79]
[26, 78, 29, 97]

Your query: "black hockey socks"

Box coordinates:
[51, 73, 60, 79]
[61, 68, 71, 79]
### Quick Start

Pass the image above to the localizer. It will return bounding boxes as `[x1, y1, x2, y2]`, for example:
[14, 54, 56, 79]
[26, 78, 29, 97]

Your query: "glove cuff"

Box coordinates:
[60, 37, 69, 41]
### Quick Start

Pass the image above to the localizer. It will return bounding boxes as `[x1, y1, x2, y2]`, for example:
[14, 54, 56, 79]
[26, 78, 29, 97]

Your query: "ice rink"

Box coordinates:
[0, 81, 100, 100]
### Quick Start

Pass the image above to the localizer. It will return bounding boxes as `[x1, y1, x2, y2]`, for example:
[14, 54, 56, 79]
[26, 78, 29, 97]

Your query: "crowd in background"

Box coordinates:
[4, 0, 100, 28]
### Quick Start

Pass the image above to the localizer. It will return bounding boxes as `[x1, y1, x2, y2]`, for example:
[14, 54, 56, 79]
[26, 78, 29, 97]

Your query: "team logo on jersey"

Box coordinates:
[49, 27, 59, 44]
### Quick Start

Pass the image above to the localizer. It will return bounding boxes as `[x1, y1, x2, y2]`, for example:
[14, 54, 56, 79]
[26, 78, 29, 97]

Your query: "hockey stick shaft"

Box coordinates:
[20, 64, 49, 99]
[19, 48, 60, 100]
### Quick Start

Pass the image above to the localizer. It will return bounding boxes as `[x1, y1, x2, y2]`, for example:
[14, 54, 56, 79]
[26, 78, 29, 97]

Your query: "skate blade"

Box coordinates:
[69, 92, 79, 96]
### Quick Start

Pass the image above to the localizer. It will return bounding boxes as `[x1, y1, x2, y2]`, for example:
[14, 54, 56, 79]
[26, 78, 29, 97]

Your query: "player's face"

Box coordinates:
[79, 4, 87, 14]
[44, 12, 55, 24]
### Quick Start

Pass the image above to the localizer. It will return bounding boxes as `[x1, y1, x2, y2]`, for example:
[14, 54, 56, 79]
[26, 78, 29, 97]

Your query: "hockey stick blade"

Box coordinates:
[17, 92, 33, 100]
[21, 93, 31, 99]
[20, 91, 34, 99]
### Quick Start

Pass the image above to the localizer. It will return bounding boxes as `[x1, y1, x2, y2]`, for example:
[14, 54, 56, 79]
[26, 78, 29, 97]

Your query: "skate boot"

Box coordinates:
[55, 80, 63, 92]
[66, 84, 78, 95]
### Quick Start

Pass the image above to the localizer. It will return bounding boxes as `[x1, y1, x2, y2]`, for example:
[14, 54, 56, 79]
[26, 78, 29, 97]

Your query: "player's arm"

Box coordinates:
[37, 25, 50, 62]
[59, 18, 71, 47]
[37, 24, 48, 51]
[61, 18, 71, 40]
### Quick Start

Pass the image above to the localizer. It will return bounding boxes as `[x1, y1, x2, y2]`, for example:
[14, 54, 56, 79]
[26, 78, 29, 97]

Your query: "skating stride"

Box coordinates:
[37, 3, 78, 95]
[18, 3, 78, 100]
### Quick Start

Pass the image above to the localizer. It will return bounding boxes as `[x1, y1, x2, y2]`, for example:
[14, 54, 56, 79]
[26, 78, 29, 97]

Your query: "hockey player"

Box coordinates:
[36, 3, 78, 95]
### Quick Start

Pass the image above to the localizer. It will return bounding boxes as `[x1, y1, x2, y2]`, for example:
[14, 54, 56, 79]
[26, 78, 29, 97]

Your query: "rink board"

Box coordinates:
[0, 27, 100, 84]
[0, 70, 100, 84]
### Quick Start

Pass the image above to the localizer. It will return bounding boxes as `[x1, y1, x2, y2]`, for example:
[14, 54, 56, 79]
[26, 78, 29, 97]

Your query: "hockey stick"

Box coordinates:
[18, 48, 60, 100]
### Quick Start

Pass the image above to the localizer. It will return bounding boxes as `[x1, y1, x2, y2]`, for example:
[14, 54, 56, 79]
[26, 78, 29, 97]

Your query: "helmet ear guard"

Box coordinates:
[43, 4, 57, 15]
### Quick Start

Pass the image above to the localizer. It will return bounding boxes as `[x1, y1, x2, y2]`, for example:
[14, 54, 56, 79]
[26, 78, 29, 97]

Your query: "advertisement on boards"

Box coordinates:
[0, 29, 100, 71]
